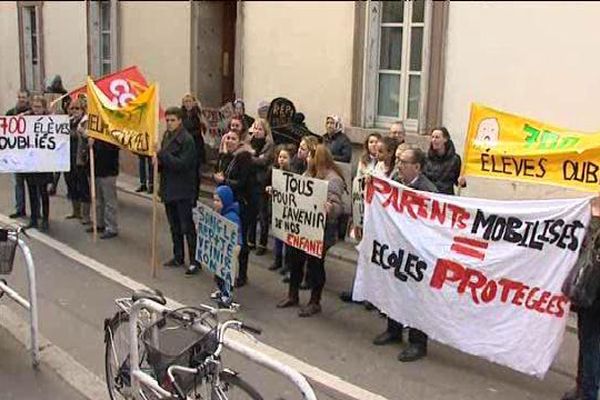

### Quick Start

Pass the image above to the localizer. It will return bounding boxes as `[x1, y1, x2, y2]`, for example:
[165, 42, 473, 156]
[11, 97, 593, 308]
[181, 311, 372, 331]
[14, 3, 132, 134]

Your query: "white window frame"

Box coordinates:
[88, 0, 119, 77]
[363, 0, 433, 133]
[19, 4, 43, 91]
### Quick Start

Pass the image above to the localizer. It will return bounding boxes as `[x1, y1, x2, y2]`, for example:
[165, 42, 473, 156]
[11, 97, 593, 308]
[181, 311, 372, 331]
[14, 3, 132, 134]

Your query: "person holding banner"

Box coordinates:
[423, 127, 463, 195]
[563, 195, 600, 400]
[372, 147, 438, 362]
[64, 100, 86, 219]
[6, 90, 30, 220]
[87, 139, 120, 239]
[23, 95, 54, 232]
[247, 118, 274, 255]
[278, 145, 345, 317]
[214, 130, 255, 287]
[154, 107, 200, 272]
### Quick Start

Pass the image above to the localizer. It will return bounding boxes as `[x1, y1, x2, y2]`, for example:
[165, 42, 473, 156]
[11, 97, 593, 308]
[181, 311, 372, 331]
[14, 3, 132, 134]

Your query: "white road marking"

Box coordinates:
[0, 213, 388, 400]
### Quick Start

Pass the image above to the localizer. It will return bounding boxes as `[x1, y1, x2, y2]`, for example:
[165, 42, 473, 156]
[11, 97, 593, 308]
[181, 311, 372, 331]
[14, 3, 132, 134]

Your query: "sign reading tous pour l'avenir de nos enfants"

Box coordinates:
[271, 169, 329, 258]
[353, 176, 592, 378]
[0, 115, 70, 173]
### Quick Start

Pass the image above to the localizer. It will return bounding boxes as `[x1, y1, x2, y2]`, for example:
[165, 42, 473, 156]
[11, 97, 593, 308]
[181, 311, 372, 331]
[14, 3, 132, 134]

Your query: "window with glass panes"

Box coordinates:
[20, 5, 43, 91]
[99, 2, 112, 75]
[88, 1, 117, 77]
[376, 0, 427, 125]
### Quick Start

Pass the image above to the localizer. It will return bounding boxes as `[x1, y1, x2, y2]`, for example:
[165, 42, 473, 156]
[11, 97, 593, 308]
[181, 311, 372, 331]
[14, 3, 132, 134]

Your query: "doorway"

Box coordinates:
[191, 1, 236, 108]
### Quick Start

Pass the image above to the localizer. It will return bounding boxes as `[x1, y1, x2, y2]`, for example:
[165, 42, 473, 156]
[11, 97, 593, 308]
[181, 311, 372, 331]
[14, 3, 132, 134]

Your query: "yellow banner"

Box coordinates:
[86, 77, 157, 156]
[464, 103, 600, 193]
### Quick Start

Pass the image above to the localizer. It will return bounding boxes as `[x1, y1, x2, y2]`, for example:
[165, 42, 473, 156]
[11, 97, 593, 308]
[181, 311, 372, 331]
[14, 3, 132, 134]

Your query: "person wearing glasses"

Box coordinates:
[372, 147, 437, 363]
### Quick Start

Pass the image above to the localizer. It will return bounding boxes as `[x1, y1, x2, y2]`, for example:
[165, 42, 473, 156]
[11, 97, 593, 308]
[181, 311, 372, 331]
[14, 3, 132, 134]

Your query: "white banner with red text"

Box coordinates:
[0, 115, 70, 173]
[271, 169, 328, 258]
[353, 176, 591, 378]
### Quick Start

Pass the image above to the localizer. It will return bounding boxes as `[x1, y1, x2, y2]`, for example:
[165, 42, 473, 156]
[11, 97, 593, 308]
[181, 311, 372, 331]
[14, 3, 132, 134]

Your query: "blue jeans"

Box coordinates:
[138, 156, 153, 186]
[577, 306, 600, 400]
[13, 174, 26, 214]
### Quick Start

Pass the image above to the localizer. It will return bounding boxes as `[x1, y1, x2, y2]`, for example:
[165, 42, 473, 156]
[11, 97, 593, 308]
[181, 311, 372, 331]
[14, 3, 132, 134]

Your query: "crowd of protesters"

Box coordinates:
[4, 84, 600, 400]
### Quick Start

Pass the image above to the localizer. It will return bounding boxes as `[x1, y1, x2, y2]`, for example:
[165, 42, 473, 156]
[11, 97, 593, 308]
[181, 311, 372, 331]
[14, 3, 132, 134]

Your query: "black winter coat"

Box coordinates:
[424, 139, 462, 195]
[324, 131, 352, 163]
[158, 127, 197, 203]
[93, 141, 120, 178]
[182, 107, 206, 167]
[215, 145, 254, 205]
[250, 137, 274, 189]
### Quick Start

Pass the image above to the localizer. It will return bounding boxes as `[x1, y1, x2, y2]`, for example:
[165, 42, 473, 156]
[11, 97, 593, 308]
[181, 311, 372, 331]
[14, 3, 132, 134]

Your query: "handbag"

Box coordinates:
[562, 217, 600, 308]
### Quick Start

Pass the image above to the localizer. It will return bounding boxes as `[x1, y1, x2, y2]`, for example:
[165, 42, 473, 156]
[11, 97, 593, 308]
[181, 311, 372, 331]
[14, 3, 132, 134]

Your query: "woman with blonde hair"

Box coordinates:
[247, 118, 274, 254]
[278, 144, 345, 317]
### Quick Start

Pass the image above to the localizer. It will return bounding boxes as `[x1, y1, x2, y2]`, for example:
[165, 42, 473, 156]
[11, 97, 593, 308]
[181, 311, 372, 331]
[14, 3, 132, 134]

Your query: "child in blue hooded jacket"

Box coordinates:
[212, 185, 242, 305]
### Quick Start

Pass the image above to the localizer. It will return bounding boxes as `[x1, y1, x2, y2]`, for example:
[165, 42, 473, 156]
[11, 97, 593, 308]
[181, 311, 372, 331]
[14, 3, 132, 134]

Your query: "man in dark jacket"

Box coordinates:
[7, 90, 30, 219]
[157, 107, 200, 273]
[373, 147, 437, 363]
[87, 139, 120, 239]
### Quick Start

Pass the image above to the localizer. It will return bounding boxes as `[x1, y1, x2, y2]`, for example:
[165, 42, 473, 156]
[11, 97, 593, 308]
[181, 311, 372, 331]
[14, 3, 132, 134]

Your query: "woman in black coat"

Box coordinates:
[182, 94, 207, 201]
[214, 130, 255, 287]
[423, 127, 463, 195]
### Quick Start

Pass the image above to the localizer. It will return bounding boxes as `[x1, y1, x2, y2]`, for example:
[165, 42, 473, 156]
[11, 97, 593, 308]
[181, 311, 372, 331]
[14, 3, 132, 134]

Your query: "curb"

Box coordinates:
[0, 305, 107, 400]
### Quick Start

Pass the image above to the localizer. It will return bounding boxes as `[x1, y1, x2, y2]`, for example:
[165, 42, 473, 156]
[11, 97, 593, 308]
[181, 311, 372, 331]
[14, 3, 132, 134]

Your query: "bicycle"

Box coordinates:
[104, 289, 317, 400]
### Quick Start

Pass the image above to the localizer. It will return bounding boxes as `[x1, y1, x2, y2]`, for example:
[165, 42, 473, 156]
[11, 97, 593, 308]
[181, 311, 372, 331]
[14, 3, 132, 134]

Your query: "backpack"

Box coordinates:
[562, 218, 600, 309]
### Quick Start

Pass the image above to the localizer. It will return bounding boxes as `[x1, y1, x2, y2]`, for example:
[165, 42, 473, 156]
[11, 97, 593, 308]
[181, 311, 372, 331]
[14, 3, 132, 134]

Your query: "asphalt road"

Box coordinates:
[0, 173, 579, 400]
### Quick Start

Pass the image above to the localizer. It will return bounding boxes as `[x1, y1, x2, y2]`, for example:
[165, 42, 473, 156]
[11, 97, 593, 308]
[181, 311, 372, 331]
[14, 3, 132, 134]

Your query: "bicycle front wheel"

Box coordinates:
[190, 369, 263, 400]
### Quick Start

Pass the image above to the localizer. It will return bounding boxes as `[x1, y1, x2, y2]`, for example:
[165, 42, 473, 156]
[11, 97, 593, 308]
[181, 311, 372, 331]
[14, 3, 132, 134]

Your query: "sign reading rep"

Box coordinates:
[463, 103, 600, 192]
[354, 176, 592, 378]
[271, 169, 329, 258]
[0, 115, 70, 173]
[194, 203, 239, 293]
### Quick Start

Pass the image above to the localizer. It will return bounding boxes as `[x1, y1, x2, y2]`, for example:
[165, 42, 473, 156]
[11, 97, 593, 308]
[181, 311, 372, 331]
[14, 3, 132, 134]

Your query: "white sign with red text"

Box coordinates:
[271, 169, 328, 258]
[0, 115, 70, 173]
[353, 176, 591, 378]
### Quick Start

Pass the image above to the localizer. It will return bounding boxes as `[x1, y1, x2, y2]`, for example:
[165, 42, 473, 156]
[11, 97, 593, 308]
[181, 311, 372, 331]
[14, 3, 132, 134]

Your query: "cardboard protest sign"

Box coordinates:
[86, 77, 158, 156]
[267, 97, 296, 128]
[0, 115, 70, 173]
[351, 176, 366, 228]
[194, 202, 240, 293]
[464, 103, 600, 193]
[201, 107, 223, 148]
[271, 169, 329, 258]
[354, 176, 591, 378]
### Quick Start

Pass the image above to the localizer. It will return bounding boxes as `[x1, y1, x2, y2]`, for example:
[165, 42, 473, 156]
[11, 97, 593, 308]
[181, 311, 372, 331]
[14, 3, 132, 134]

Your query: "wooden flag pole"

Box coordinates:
[89, 143, 98, 243]
[150, 84, 160, 278]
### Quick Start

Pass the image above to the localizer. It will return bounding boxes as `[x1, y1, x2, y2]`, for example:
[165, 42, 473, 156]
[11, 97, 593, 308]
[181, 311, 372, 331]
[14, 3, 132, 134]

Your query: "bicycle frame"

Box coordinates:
[128, 298, 317, 400]
[0, 233, 39, 367]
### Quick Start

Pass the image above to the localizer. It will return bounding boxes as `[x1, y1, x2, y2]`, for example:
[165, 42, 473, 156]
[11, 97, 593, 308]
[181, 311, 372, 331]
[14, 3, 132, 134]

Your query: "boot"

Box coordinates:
[80, 202, 91, 225]
[66, 201, 81, 219]
[269, 254, 282, 271]
[276, 286, 299, 308]
[299, 286, 322, 317]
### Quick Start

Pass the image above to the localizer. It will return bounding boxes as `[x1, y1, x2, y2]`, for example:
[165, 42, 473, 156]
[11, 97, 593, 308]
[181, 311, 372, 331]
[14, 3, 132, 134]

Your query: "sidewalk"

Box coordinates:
[116, 173, 579, 334]
[0, 326, 86, 400]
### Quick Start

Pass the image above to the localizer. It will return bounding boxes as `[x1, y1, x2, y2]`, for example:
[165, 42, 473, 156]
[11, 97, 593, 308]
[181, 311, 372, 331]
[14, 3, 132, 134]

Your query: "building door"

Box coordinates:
[192, 1, 236, 108]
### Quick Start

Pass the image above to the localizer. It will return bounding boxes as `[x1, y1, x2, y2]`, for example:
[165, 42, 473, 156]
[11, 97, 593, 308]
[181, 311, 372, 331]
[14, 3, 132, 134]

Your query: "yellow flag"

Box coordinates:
[86, 77, 157, 156]
[463, 103, 600, 193]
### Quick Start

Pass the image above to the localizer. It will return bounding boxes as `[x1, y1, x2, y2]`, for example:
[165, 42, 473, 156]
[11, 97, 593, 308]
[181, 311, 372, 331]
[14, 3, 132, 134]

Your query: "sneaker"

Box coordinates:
[247, 242, 256, 250]
[39, 220, 49, 233]
[9, 212, 25, 219]
[210, 290, 221, 300]
[255, 247, 267, 256]
[147, 185, 154, 194]
[135, 184, 147, 193]
[185, 264, 200, 275]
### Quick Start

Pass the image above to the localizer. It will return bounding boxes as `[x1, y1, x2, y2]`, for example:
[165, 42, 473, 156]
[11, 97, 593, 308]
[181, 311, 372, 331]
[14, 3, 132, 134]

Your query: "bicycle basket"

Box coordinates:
[0, 228, 18, 275]
[141, 307, 218, 386]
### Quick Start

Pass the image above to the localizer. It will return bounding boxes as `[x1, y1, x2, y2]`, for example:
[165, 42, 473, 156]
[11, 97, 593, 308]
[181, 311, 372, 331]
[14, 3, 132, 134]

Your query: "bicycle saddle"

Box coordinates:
[132, 288, 167, 305]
